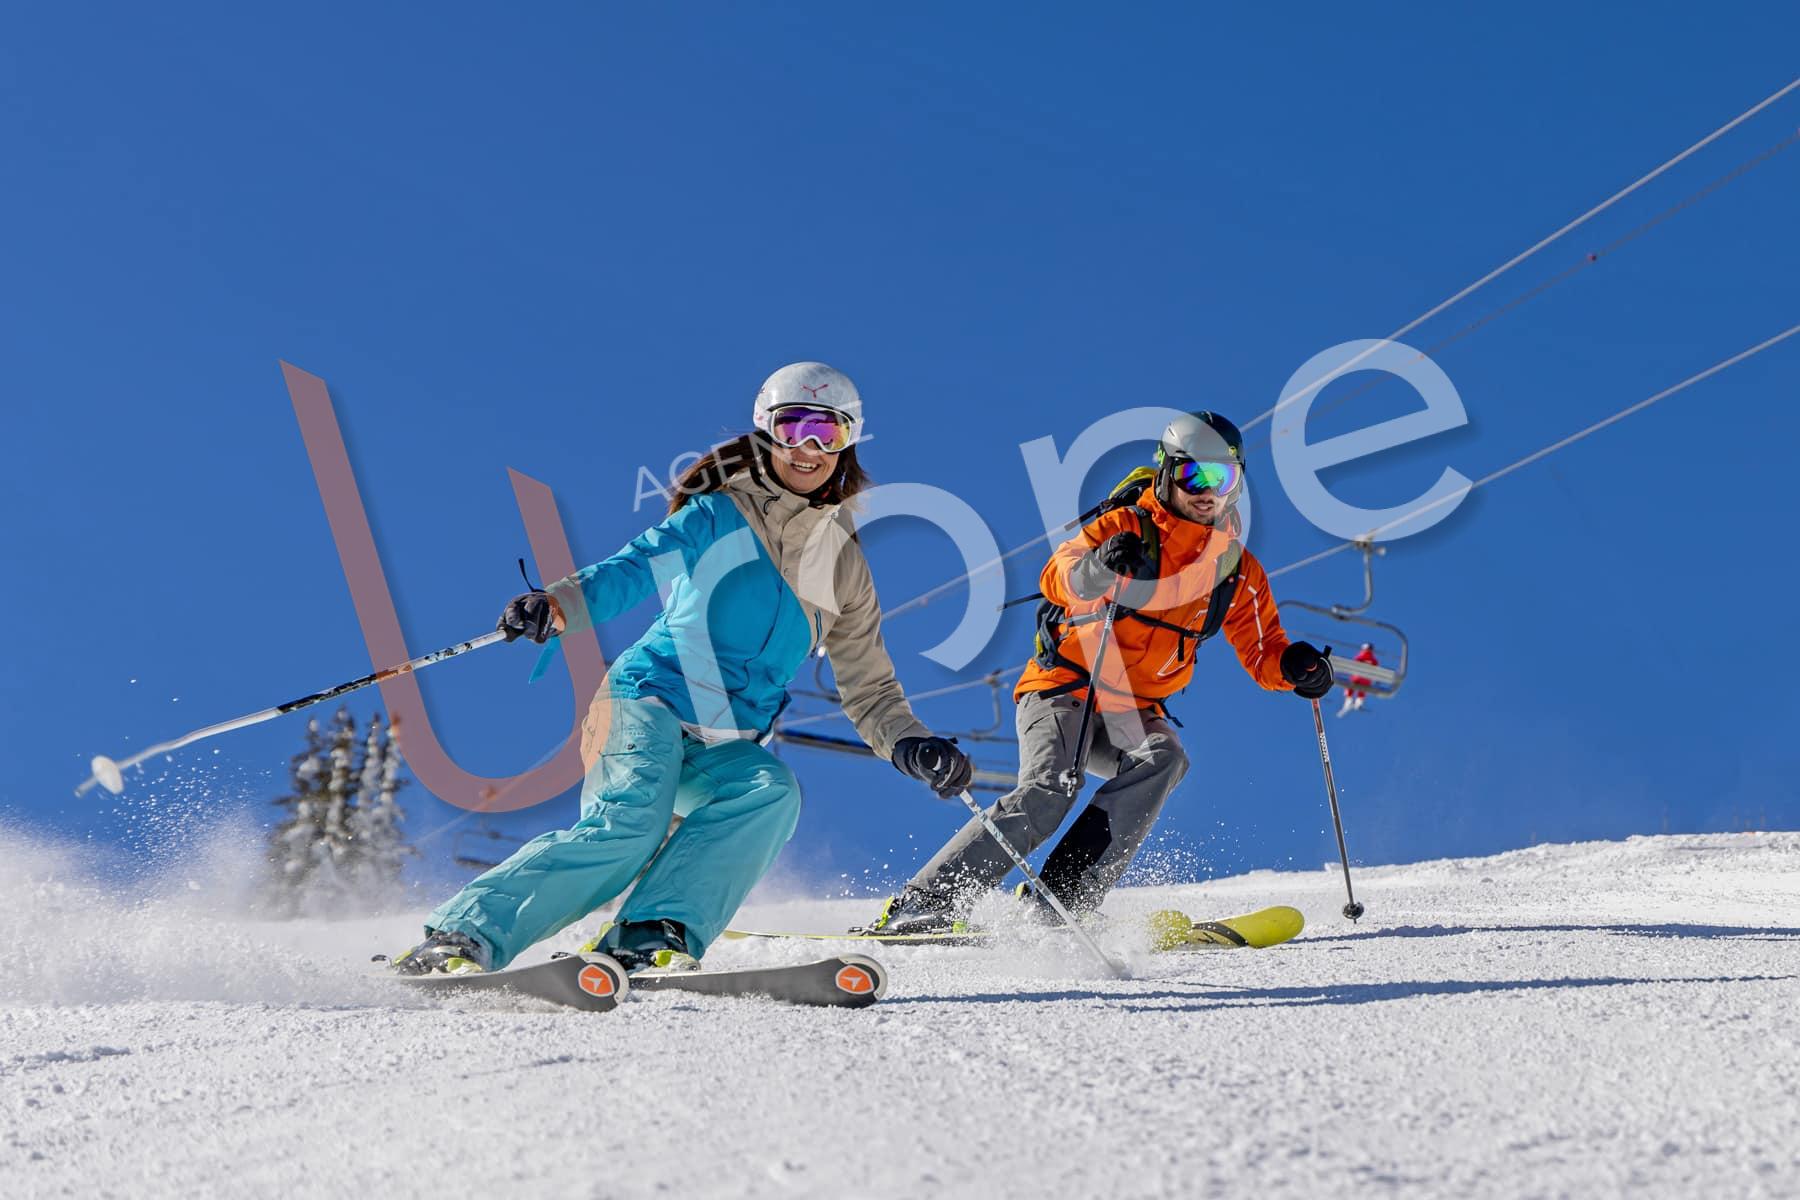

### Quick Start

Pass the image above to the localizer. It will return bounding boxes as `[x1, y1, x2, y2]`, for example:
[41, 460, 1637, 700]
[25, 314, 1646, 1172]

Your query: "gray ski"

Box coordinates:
[393, 952, 629, 1013]
[630, 954, 887, 1009]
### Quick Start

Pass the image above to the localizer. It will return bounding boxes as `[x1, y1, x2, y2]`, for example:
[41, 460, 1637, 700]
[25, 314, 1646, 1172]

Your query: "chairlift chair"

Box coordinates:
[1277, 542, 1409, 698]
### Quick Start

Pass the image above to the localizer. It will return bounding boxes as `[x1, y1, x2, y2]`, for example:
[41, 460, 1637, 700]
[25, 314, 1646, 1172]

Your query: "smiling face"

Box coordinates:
[1167, 482, 1226, 525]
[768, 439, 842, 495]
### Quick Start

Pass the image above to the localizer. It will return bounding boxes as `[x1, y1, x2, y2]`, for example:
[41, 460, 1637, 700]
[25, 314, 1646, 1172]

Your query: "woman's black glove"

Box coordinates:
[892, 736, 975, 799]
[1280, 641, 1335, 700]
[497, 590, 562, 644]
[1070, 532, 1151, 600]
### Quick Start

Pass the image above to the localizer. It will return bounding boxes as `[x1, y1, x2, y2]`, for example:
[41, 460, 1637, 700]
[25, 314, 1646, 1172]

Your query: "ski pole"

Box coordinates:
[1057, 598, 1120, 796]
[75, 629, 510, 797]
[1309, 695, 1365, 921]
[945, 786, 1126, 979]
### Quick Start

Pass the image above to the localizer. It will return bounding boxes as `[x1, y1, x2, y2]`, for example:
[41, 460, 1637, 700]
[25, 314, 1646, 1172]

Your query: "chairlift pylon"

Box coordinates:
[1278, 541, 1409, 698]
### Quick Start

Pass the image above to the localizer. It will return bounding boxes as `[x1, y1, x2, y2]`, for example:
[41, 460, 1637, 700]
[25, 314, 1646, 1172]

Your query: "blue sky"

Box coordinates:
[3, 4, 1796, 897]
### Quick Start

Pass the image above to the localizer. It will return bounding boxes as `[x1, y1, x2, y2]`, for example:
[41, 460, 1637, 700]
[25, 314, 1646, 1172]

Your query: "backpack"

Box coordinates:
[1026, 467, 1242, 701]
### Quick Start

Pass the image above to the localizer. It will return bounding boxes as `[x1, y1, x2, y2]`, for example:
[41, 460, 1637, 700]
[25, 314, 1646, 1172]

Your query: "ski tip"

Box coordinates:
[830, 955, 888, 1004]
[1150, 904, 1306, 951]
[573, 953, 630, 1006]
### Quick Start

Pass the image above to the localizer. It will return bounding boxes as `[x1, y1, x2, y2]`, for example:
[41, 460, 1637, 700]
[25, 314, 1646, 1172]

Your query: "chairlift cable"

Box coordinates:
[775, 669, 1024, 732]
[875, 81, 1799, 627]
[1266, 320, 1800, 580]
[1242, 75, 1800, 432]
[1257, 126, 1800, 448]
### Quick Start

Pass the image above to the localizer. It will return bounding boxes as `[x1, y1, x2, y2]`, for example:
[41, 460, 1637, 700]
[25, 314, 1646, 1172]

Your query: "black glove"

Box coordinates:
[1280, 641, 1335, 700]
[497, 590, 562, 644]
[1096, 532, 1149, 577]
[1070, 532, 1151, 601]
[892, 736, 975, 799]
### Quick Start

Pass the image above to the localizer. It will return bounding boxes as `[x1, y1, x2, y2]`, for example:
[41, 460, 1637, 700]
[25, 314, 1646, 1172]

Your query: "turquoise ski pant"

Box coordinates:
[426, 698, 800, 968]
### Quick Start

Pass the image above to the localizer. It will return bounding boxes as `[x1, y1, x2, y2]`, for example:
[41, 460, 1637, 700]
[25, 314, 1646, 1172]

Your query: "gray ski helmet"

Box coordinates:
[753, 362, 863, 444]
[1156, 410, 1246, 505]
[1159, 410, 1245, 465]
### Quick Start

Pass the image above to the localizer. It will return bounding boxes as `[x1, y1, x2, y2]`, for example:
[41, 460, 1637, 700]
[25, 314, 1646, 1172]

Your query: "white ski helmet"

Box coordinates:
[753, 362, 863, 445]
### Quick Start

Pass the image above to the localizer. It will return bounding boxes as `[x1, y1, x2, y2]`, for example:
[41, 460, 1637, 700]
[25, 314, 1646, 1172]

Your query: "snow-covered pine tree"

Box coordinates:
[265, 707, 416, 915]
[265, 707, 416, 916]
[348, 712, 412, 895]
[313, 706, 360, 895]
[265, 717, 332, 914]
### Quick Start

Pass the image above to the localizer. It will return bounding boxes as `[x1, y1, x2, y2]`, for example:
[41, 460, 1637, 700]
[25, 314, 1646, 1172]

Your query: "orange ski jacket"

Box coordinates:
[1015, 487, 1294, 712]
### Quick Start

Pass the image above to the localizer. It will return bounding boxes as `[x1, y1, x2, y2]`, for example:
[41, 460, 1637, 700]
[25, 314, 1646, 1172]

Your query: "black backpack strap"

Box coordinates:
[1032, 601, 1086, 676]
[1195, 560, 1242, 643]
[1034, 565, 1240, 693]
[1113, 551, 1241, 663]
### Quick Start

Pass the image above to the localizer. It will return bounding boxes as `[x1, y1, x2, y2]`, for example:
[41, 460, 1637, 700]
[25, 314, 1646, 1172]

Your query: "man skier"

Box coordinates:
[870, 411, 1335, 933]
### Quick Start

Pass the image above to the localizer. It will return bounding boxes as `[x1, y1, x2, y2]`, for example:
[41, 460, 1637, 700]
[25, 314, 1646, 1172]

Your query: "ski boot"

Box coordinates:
[1012, 882, 1108, 931]
[1012, 882, 1059, 927]
[389, 929, 492, 976]
[583, 918, 699, 974]
[857, 886, 966, 936]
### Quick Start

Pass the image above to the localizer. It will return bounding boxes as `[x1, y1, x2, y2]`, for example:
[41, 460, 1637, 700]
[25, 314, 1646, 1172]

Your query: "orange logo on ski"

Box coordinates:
[835, 965, 875, 994]
[577, 964, 616, 997]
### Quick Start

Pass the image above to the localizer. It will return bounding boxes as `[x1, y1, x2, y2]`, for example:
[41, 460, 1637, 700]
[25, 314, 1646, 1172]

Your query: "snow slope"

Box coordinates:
[4, 829, 1798, 1199]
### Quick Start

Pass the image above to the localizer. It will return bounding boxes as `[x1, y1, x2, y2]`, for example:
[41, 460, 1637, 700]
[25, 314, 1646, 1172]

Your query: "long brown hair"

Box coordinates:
[668, 432, 870, 514]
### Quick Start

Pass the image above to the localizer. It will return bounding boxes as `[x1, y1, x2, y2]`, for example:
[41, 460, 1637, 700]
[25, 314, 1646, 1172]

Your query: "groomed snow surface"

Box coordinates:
[5, 829, 1798, 1199]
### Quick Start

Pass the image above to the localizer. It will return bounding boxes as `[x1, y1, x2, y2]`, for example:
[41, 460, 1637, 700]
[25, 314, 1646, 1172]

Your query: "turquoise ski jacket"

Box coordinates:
[539, 466, 929, 756]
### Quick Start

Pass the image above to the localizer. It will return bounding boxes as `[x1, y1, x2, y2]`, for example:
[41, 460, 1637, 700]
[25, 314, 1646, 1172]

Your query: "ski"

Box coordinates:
[1148, 905, 1305, 951]
[630, 954, 887, 1008]
[724, 905, 1305, 952]
[391, 952, 629, 1013]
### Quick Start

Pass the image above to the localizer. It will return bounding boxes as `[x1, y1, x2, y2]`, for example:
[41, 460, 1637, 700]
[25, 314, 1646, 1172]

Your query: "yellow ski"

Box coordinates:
[1146, 905, 1305, 951]
[726, 905, 1306, 952]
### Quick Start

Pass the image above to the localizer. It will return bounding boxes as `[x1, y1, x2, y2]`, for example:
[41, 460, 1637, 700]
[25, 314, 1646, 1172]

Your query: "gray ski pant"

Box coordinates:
[904, 689, 1189, 912]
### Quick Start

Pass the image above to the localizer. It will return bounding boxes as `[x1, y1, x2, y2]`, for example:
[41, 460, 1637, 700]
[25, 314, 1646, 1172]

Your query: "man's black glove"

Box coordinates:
[892, 736, 975, 799]
[1280, 641, 1335, 700]
[497, 590, 562, 644]
[1070, 531, 1151, 601]
[1096, 532, 1149, 576]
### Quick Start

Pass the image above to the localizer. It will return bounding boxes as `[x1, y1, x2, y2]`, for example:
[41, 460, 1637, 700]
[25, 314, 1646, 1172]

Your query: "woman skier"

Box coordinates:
[393, 362, 973, 975]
